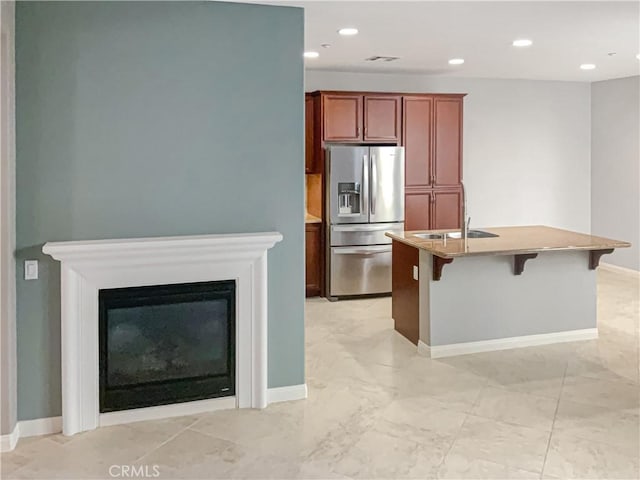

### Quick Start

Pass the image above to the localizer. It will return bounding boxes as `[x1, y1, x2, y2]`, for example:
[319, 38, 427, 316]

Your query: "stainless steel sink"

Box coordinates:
[446, 230, 499, 239]
[413, 233, 445, 240]
[413, 230, 499, 240]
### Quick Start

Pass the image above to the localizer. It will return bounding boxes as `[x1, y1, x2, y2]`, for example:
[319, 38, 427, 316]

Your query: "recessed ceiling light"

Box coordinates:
[448, 58, 464, 65]
[512, 39, 533, 47]
[303, 51, 319, 59]
[338, 27, 358, 36]
[580, 63, 596, 70]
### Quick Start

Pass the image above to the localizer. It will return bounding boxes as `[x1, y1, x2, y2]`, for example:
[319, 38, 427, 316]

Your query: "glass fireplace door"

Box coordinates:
[99, 280, 235, 412]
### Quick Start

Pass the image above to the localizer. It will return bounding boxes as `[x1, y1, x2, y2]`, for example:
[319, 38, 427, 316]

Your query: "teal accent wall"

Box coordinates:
[15, 1, 304, 420]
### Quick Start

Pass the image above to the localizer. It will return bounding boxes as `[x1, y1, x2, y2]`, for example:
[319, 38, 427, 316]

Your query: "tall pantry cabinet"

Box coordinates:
[402, 94, 464, 231]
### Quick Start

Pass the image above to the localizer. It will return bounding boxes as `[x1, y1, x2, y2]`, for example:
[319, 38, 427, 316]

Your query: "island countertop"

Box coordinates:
[385, 225, 630, 259]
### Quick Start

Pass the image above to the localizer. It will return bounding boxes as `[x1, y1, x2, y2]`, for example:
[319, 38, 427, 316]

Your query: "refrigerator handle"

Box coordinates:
[371, 155, 377, 215]
[362, 154, 367, 215]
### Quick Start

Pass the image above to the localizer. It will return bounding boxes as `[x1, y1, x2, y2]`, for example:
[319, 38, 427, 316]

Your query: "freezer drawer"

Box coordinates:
[330, 222, 404, 247]
[329, 245, 392, 296]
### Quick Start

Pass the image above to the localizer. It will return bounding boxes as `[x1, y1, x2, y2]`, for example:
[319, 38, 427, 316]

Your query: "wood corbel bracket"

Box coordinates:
[589, 248, 614, 270]
[514, 253, 538, 275]
[433, 256, 453, 281]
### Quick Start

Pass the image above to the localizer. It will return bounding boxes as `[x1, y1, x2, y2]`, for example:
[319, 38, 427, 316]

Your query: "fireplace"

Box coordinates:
[99, 281, 235, 412]
[42, 232, 289, 435]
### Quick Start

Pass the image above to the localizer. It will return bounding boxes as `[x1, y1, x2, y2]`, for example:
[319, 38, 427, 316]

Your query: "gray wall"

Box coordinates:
[591, 76, 640, 271]
[16, 1, 304, 421]
[423, 251, 596, 346]
[1, 0, 17, 436]
[306, 71, 592, 233]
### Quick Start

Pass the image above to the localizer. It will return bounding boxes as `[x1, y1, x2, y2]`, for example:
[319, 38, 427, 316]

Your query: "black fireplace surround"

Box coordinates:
[99, 280, 235, 412]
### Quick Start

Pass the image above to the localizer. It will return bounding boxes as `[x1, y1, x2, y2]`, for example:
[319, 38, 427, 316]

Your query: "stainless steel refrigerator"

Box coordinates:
[326, 145, 405, 298]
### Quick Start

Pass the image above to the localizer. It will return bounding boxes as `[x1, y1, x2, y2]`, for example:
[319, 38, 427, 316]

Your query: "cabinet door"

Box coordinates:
[364, 95, 401, 142]
[432, 190, 461, 230]
[433, 97, 462, 187]
[402, 96, 433, 188]
[305, 95, 315, 173]
[405, 191, 432, 231]
[305, 224, 322, 297]
[323, 94, 363, 142]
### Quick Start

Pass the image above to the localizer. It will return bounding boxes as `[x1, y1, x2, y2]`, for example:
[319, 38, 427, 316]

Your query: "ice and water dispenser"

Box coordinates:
[337, 182, 361, 216]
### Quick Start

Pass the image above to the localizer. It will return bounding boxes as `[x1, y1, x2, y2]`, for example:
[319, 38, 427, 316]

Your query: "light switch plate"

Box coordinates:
[412, 265, 419, 281]
[24, 260, 38, 280]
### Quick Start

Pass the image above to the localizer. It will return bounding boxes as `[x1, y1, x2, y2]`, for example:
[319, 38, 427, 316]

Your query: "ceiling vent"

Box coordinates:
[365, 56, 400, 62]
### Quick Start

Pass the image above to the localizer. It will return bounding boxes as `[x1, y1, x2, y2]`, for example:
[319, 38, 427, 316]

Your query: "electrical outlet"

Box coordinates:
[412, 265, 419, 281]
[24, 260, 38, 280]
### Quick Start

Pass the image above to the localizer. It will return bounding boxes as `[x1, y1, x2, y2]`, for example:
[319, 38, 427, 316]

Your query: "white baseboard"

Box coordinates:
[1, 416, 63, 451]
[18, 416, 62, 438]
[418, 328, 598, 359]
[9, 385, 308, 444]
[100, 396, 237, 428]
[417, 340, 431, 357]
[0, 423, 19, 452]
[600, 262, 640, 278]
[267, 383, 308, 403]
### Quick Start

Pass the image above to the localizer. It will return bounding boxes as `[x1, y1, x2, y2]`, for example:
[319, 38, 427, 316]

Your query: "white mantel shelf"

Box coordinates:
[43, 232, 284, 262]
[43, 232, 283, 436]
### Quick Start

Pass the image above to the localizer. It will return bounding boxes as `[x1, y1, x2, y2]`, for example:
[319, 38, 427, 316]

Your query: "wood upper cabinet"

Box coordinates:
[305, 95, 315, 173]
[402, 96, 433, 188]
[322, 94, 363, 142]
[322, 93, 401, 143]
[364, 95, 401, 142]
[433, 97, 463, 187]
[403, 95, 463, 188]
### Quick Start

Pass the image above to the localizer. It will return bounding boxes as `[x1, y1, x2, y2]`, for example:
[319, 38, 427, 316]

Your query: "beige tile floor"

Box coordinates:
[2, 268, 638, 479]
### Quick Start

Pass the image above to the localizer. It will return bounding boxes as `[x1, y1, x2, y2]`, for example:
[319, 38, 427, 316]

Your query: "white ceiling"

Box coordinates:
[246, 1, 640, 82]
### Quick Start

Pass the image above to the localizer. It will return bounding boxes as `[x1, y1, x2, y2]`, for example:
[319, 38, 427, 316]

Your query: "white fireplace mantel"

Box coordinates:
[43, 232, 283, 436]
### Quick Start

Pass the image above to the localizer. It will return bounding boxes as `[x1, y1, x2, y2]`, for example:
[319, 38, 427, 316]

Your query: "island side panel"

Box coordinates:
[391, 240, 420, 345]
[418, 250, 431, 347]
[420, 250, 597, 347]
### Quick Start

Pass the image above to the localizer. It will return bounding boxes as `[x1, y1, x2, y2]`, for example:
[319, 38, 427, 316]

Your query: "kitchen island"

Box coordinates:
[386, 226, 630, 358]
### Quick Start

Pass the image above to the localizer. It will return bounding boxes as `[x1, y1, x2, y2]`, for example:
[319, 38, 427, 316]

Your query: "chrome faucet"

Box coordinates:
[460, 181, 469, 241]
